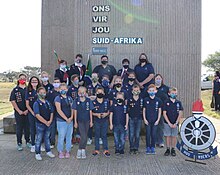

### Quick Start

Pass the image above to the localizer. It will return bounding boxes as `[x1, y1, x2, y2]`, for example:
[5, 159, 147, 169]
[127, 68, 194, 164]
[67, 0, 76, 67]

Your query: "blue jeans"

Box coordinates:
[94, 121, 108, 151]
[88, 127, 93, 139]
[113, 125, 125, 151]
[156, 116, 164, 145]
[145, 123, 158, 148]
[28, 112, 36, 146]
[35, 122, 51, 154]
[57, 121, 73, 152]
[14, 112, 30, 145]
[129, 118, 141, 150]
[50, 119, 56, 145]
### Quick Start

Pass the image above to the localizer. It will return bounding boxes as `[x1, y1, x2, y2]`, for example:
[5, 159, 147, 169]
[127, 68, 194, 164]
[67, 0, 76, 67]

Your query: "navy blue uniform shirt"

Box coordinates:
[110, 101, 127, 126]
[163, 99, 183, 124]
[108, 88, 128, 101]
[92, 99, 110, 123]
[33, 99, 54, 124]
[43, 83, 54, 92]
[117, 67, 134, 85]
[123, 83, 135, 99]
[87, 83, 101, 96]
[10, 86, 27, 113]
[134, 63, 155, 87]
[157, 84, 169, 96]
[144, 97, 162, 123]
[67, 85, 79, 99]
[72, 97, 94, 122]
[127, 96, 144, 119]
[213, 79, 220, 95]
[25, 89, 38, 109]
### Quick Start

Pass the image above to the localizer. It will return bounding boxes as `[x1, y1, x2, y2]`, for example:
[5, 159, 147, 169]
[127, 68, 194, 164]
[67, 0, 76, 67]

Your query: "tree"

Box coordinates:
[21, 66, 41, 78]
[203, 51, 220, 71]
[3, 71, 19, 82]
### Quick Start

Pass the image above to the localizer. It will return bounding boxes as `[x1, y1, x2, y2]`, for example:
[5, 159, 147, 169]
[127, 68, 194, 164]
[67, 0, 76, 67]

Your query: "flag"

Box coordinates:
[53, 50, 61, 64]
[85, 55, 92, 77]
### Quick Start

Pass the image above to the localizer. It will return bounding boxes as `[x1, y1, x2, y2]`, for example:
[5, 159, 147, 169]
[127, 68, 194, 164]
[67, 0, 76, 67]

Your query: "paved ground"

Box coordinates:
[0, 116, 220, 175]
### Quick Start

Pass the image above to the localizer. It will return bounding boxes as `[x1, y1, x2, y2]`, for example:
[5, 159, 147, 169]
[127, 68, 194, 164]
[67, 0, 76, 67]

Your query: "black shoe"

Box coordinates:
[103, 150, 111, 157]
[133, 149, 139, 154]
[164, 148, 170, 156]
[129, 149, 134, 154]
[171, 148, 176, 156]
[115, 150, 120, 155]
[120, 150, 124, 154]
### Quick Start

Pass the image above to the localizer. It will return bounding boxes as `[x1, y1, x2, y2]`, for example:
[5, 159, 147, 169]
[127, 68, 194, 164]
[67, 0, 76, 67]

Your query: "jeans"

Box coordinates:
[88, 127, 93, 139]
[145, 123, 158, 148]
[78, 121, 90, 149]
[57, 121, 73, 152]
[156, 116, 164, 145]
[28, 112, 36, 146]
[94, 121, 108, 151]
[113, 125, 125, 151]
[129, 118, 141, 150]
[14, 112, 30, 145]
[35, 122, 51, 154]
[50, 119, 56, 145]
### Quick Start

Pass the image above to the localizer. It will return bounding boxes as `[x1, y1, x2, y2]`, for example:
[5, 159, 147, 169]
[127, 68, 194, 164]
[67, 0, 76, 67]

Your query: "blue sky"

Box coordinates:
[0, 0, 219, 74]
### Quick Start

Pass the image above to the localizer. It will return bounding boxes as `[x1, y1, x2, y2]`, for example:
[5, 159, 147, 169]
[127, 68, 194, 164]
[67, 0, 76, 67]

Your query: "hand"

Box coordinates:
[125, 125, 128, 130]
[173, 123, 177, 128]
[97, 114, 101, 119]
[144, 119, 149, 125]
[48, 120, 52, 126]
[90, 121, 93, 127]
[79, 81, 84, 86]
[23, 110, 28, 116]
[45, 121, 50, 127]
[66, 118, 71, 123]
[18, 110, 24, 115]
[74, 122, 78, 128]
[154, 120, 159, 126]
[110, 124, 113, 130]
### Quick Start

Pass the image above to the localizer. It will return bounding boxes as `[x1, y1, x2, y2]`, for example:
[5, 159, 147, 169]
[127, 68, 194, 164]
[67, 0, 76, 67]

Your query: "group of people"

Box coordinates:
[10, 53, 183, 161]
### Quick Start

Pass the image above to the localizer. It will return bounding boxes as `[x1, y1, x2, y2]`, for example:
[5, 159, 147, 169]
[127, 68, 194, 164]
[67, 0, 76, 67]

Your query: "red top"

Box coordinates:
[192, 99, 204, 112]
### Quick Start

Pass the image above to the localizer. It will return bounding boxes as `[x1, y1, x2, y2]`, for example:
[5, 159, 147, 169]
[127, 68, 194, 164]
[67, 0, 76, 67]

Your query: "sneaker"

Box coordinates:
[50, 145, 54, 149]
[133, 149, 139, 154]
[26, 142, 32, 148]
[35, 154, 42, 161]
[159, 143, 164, 148]
[30, 146, 35, 153]
[164, 148, 170, 156]
[17, 143, 23, 151]
[171, 148, 176, 156]
[59, 152, 65, 159]
[115, 149, 120, 155]
[81, 149, 86, 159]
[41, 146, 45, 152]
[146, 147, 151, 154]
[119, 150, 124, 154]
[77, 149, 82, 159]
[103, 150, 110, 157]
[65, 152, 70, 158]
[99, 138, 103, 145]
[87, 138, 92, 145]
[92, 150, 100, 156]
[129, 149, 134, 154]
[151, 147, 156, 154]
[47, 151, 55, 158]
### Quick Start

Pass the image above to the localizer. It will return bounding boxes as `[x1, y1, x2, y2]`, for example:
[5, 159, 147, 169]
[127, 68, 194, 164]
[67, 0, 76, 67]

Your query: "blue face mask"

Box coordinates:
[148, 92, 156, 97]
[170, 93, 177, 99]
[102, 79, 109, 87]
[73, 80, 79, 85]
[60, 90, 67, 95]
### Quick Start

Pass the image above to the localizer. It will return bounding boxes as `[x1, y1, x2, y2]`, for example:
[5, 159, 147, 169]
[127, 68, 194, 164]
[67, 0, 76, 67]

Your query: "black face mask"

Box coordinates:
[140, 59, 146, 63]
[101, 60, 108, 65]
[128, 78, 135, 82]
[117, 98, 124, 104]
[97, 93, 104, 99]
[115, 83, 122, 88]
[123, 65, 129, 69]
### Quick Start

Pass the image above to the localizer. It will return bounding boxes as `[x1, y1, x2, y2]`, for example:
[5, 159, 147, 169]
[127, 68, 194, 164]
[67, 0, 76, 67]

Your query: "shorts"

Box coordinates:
[163, 123, 178, 137]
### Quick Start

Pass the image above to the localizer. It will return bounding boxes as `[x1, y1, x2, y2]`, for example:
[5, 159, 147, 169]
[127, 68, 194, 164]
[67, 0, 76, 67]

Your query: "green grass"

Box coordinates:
[201, 90, 220, 119]
[0, 82, 15, 115]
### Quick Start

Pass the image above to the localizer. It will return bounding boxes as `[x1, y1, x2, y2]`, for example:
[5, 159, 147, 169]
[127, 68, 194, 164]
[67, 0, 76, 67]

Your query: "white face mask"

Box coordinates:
[41, 77, 49, 82]
[60, 64, 66, 69]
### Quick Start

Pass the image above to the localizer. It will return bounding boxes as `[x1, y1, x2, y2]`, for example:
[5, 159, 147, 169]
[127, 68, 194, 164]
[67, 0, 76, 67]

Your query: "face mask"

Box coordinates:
[92, 77, 98, 83]
[78, 93, 86, 97]
[117, 98, 124, 104]
[60, 64, 66, 69]
[41, 77, 49, 82]
[115, 83, 122, 88]
[140, 59, 146, 63]
[76, 59, 82, 63]
[170, 93, 177, 99]
[60, 90, 67, 95]
[132, 91, 140, 96]
[123, 65, 129, 69]
[102, 79, 109, 87]
[148, 92, 156, 97]
[155, 79, 162, 86]
[19, 79, 26, 85]
[97, 93, 104, 99]
[31, 82, 38, 87]
[73, 80, 79, 85]
[101, 60, 108, 65]
[38, 93, 46, 99]
[128, 78, 135, 82]
[53, 82, 60, 88]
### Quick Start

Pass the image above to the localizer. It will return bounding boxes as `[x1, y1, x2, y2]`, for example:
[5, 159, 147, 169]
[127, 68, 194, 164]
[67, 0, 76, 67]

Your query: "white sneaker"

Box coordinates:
[76, 149, 82, 159]
[99, 138, 103, 145]
[81, 149, 86, 159]
[50, 145, 54, 149]
[41, 146, 45, 152]
[30, 146, 35, 153]
[87, 138, 92, 145]
[35, 154, 42, 161]
[46, 151, 55, 158]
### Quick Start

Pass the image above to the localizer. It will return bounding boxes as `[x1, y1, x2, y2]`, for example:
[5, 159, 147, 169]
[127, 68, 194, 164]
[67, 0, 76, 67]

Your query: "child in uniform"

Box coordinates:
[41, 71, 54, 92]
